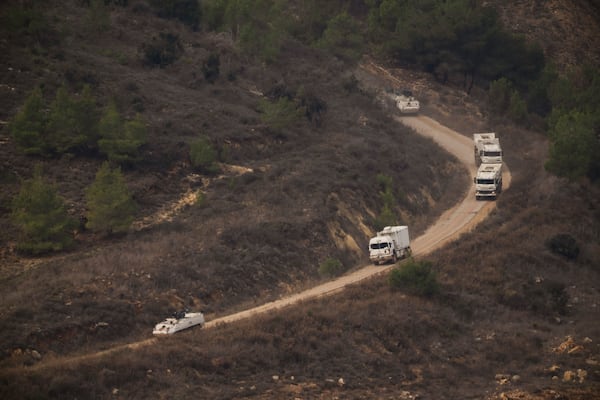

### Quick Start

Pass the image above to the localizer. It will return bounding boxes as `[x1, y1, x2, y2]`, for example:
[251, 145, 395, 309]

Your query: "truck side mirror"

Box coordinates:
[473, 177, 476, 183]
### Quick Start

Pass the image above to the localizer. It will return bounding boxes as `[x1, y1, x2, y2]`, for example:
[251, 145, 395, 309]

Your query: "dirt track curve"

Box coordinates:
[204, 114, 512, 327]
[20, 112, 511, 372]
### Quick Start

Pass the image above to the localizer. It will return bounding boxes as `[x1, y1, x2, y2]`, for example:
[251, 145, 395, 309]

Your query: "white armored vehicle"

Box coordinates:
[369, 225, 411, 265]
[153, 310, 205, 335]
[394, 90, 420, 114]
[473, 133, 503, 166]
[474, 163, 503, 200]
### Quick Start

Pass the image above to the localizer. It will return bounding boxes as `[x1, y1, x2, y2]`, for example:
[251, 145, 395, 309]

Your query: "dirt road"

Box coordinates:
[20, 114, 511, 372]
[205, 114, 511, 327]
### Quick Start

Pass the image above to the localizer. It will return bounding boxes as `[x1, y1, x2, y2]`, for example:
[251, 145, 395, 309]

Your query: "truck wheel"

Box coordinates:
[392, 254, 398, 263]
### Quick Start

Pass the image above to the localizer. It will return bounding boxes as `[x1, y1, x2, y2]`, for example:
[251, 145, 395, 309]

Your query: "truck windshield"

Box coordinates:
[370, 242, 389, 250]
[476, 179, 495, 184]
[484, 151, 502, 157]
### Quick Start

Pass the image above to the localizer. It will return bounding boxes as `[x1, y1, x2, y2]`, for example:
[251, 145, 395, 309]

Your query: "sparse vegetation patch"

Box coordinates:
[389, 259, 439, 297]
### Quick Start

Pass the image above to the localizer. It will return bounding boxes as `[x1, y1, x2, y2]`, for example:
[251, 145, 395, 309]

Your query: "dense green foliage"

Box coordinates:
[389, 259, 439, 296]
[317, 11, 364, 63]
[85, 162, 137, 235]
[47, 85, 99, 154]
[10, 85, 99, 156]
[11, 167, 77, 254]
[10, 86, 146, 164]
[367, 0, 544, 91]
[544, 66, 600, 181]
[98, 102, 147, 165]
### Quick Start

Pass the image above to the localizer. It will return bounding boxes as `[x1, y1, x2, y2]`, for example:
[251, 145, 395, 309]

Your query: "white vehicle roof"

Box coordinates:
[481, 140, 502, 152]
[473, 132, 496, 141]
[379, 225, 408, 235]
[477, 163, 502, 178]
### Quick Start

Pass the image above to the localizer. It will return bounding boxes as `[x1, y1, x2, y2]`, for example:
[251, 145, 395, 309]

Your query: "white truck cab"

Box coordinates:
[369, 225, 411, 265]
[474, 163, 503, 200]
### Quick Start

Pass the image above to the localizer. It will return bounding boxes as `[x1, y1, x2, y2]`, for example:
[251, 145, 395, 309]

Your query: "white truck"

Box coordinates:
[474, 163, 503, 200]
[395, 90, 420, 114]
[369, 225, 411, 265]
[473, 133, 503, 166]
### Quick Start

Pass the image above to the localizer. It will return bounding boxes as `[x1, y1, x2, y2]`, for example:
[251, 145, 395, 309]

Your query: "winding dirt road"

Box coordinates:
[204, 115, 511, 327]
[20, 112, 511, 372]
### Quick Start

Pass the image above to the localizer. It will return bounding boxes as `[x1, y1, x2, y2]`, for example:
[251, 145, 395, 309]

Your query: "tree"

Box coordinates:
[85, 162, 137, 235]
[259, 97, 302, 132]
[47, 85, 99, 154]
[11, 85, 100, 156]
[317, 12, 364, 62]
[98, 102, 146, 165]
[11, 166, 76, 254]
[9, 86, 50, 156]
[545, 111, 597, 181]
[374, 174, 398, 230]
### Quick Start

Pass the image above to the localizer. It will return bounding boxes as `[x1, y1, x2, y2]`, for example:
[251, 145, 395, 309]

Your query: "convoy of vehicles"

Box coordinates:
[473, 133, 504, 201]
[151, 95, 507, 334]
[369, 225, 411, 265]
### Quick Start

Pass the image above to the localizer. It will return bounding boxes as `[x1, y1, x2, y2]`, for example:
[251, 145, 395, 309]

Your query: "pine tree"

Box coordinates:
[98, 102, 146, 165]
[85, 162, 137, 235]
[11, 166, 76, 254]
[9, 87, 50, 156]
[47, 86, 81, 154]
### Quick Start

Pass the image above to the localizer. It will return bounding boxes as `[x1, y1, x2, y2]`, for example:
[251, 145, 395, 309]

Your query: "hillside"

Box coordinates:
[1, 1, 600, 399]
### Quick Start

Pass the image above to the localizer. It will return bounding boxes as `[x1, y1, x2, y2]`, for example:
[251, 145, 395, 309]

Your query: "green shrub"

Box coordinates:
[149, 0, 201, 30]
[546, 233, 579, 260]
[1, 3, 53, 44]
[259, 97, 302, 132]
[85, 162, 137, 235]
[298, 89, 327, 127]
[203, 53, 220, 83]
[85, 0, 111, 33]
[11, 166, 77, 254]
[190, 136, 219, 174]
[318, 258, 344, 277]
[389, 259, 439, 297]
[141, 32, 183, 67]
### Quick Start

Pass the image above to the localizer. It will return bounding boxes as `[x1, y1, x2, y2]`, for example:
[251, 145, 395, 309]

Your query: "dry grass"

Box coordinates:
[0, 2, 599, 400]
